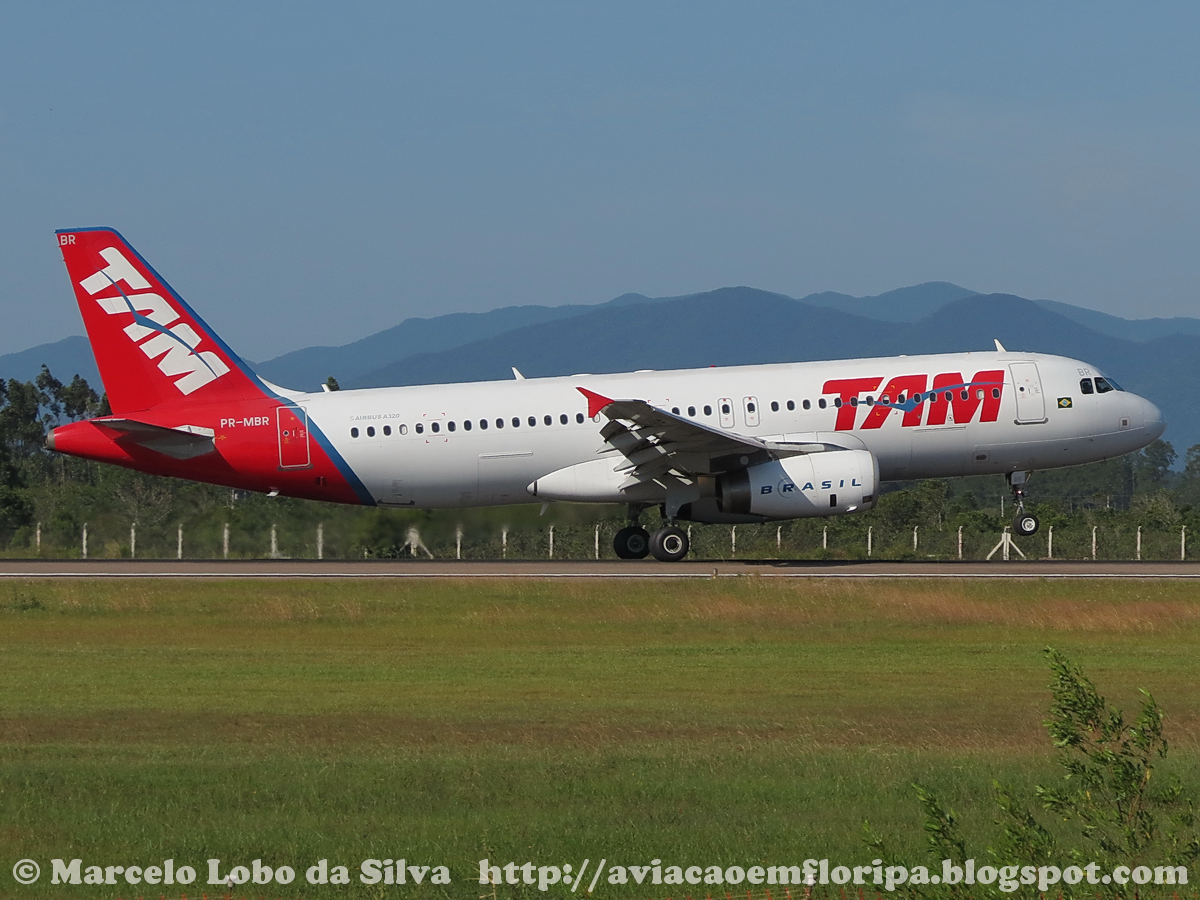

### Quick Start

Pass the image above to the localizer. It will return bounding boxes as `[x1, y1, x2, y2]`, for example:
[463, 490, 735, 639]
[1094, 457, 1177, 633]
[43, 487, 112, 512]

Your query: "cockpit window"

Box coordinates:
[1094, 376, 1116, 394]
[1080, 378, 1094, 394]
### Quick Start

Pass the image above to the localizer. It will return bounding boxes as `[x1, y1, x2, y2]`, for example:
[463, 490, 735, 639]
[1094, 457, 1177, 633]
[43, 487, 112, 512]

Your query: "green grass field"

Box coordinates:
[3, 577, 1200, 898]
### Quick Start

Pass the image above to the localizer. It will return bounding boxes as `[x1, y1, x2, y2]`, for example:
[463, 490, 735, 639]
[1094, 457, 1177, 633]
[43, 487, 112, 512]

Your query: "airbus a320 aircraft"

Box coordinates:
[47, 228, 1165, 561]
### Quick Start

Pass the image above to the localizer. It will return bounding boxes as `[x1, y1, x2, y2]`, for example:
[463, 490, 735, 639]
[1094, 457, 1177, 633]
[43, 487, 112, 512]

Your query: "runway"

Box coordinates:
[3, 558, 1200, 578]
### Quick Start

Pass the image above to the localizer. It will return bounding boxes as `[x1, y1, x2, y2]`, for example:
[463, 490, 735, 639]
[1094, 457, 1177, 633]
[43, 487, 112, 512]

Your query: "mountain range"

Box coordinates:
[4, 282, 1198, 456]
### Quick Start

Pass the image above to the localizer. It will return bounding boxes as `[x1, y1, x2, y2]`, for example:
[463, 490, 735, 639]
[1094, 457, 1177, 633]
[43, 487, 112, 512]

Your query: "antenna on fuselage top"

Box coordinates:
[512, 367, 525, 380]
[994, 339, 1007, 352]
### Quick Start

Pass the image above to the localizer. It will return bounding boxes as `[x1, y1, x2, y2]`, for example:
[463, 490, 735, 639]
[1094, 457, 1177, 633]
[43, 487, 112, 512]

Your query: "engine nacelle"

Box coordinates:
[686, 449, 878, 522]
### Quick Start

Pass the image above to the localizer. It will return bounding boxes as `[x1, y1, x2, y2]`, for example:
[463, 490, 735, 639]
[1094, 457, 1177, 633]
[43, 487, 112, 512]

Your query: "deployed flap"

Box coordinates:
[94, 418, 217, 460]
[578, 387, 819, 481]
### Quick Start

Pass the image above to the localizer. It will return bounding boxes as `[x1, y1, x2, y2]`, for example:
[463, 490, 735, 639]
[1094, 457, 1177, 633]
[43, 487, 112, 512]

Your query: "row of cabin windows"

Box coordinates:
[348, 385, 1014, 438]
[832, 387, 1003, 408]
[350, 412, 588, 439]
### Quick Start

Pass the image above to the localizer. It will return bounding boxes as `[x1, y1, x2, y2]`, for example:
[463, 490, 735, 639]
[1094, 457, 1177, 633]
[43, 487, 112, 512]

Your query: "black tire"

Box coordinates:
[649, 525, 690, 562]
[1013, 512, 1040, 537]
[613, 526, 651, 559]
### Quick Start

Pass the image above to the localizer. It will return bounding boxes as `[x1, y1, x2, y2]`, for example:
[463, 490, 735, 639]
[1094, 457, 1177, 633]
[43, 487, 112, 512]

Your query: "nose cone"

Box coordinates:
[1142, 397, 1166, 441]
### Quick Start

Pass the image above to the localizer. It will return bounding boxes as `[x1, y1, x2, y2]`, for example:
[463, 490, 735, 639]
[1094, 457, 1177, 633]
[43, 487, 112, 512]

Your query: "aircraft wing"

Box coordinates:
[93, 418, 217, 460]
[577, 388, 857, 488]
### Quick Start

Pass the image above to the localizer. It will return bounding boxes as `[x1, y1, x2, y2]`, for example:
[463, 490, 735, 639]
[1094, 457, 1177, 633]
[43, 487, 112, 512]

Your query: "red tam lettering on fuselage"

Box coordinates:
[822, 377, 883, 430]
[924, 370, 1004, 426]
[859, 374, 928, 429]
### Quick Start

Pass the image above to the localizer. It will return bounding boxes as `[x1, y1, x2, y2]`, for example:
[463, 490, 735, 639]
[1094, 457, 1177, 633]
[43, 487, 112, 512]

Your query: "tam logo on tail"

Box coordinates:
[76, 245, 230, 395]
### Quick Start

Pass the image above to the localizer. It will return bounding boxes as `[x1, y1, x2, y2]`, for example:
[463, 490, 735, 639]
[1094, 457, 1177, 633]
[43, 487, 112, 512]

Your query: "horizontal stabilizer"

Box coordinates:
[93, 417, 217, 460]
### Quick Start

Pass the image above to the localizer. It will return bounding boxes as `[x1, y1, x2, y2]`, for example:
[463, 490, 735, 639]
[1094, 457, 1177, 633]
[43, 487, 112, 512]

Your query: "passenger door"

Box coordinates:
[1009, 363, 1047, 423]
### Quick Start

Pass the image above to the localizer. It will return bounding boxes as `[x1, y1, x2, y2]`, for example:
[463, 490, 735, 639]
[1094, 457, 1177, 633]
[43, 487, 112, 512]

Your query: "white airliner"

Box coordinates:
[48, 228, 1165, 561]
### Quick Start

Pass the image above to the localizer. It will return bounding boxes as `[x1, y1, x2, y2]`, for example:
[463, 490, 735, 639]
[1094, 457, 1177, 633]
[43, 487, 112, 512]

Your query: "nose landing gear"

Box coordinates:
[1008, 470, 1040, 536]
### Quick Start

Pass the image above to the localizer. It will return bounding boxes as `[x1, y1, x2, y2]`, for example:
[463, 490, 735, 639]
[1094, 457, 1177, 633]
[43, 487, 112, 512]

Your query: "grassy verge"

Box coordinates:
[3, 578, 1200, 897]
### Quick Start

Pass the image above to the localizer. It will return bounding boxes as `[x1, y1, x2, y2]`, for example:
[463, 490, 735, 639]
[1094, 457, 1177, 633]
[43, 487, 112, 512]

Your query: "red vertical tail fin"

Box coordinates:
[56, 228, 264, 414]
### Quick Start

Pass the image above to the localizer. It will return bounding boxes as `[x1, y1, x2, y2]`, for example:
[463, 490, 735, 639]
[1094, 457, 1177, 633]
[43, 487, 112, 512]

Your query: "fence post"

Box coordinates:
[1092, 525, 1097, 561]
[177, 524, 183, 560]
[455, 524, 462, 560]
[548, 525, 554, 559]
[1182, 525, 1187, 561]
[36, 522, 41, 554]
[502, 527, 508, 559]
[1047, 525, 1053, 560]
[957, 525, 963, 560]
[317, 523, 324, 560]
[777, 525, 781, 550]
[913, 525, 918, 552]
[223, 522, 230, 559]
[867, 526, 873, 557]
[130, 522, 136, 559]
[594, 524, 600, 560]
[822, 526, 827, 550]
[1136, 525, 1142, 561]
[271, 523, 278, 558]
[82, 523, 88, 559]
[731, 526, 736, 558]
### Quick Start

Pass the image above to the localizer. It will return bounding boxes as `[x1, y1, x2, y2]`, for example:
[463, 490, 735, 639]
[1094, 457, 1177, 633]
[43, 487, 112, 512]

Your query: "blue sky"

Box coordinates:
[3, 2, 1199, 359]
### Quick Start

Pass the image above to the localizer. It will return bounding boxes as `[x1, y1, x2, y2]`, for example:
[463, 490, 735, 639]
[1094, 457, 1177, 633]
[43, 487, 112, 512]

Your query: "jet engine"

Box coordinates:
[678, 449, 878, 523]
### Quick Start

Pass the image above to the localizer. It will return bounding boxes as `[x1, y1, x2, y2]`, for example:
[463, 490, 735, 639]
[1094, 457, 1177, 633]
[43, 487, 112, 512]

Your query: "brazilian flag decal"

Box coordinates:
[1058, 397, 1073, 408]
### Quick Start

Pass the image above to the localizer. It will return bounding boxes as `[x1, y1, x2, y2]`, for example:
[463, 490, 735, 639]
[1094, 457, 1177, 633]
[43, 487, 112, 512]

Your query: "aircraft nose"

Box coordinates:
[1142, 397, 1166, 440]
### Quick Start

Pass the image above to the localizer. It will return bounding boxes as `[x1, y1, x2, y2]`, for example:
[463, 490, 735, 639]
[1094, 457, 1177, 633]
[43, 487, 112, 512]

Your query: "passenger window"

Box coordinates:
[802, 399, 810, 410]
[350, 427, 359, 438]
[512, 417, 520, 428]
[1094, 377, 1114, 393]
[688, 406, 696, 416]
[944, 392, 953, 402]
[703, 405, 712, 416]
[1080, 378, 1094, 394]
[529, 416, 537, 427]
[415, 423, 424, 434]
[479, 419, 487, 430]
[721, 402, 731, 414]
[786, 400, 795, 411]
[576, 412, 584, 423]
[818, 398, 826, 409]
[399, 424, 407, 434]
[850, 397, 858, 407]
[992, 388, 1000, 399]
[671, 407, 680, 414]
[770, 401, 779, 412]
[463, 420, 472, 431]
[559, 414, 568, 425]
[747, 401, 756, 413]
[960, 390, 969, 401]
[367, 426, 375, 437]
[496, 418, 504, 428]
[431, 422, 440, 433]
[383, 425, 391, 436]
[976, 389, 984, 400]
[450, 421, 458, 432]
[834, 398, 842, 408]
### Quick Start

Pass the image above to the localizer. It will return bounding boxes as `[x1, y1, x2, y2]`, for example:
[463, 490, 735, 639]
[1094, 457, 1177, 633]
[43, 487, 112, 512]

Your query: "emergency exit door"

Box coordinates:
[277, 406, 311, 468]
[1009, 363, 1046, 423]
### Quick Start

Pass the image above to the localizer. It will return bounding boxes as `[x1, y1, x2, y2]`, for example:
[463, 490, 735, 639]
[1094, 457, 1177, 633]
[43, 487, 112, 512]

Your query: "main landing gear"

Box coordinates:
[1008, 470, 1040, 537]
[613, 506, 691, 561]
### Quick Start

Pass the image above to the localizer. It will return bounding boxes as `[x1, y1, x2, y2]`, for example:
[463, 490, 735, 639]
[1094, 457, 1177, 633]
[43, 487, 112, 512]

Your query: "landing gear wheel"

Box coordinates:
[613, 526, 651, 559]
[1013, 512, 1040, 537]
[649, 525, 690, 562]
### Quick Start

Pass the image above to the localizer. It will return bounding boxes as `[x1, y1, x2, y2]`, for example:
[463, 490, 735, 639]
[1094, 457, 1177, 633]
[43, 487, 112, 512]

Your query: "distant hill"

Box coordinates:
[251, 293, 655, 390]
[0, 335, 100, 389]
[1031, 298, 1200, 341]
[800, 281, 979, 322]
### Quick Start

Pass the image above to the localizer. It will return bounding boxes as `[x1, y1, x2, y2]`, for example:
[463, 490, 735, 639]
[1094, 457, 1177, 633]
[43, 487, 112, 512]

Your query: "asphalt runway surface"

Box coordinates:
[3, 559, 1200, 578]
